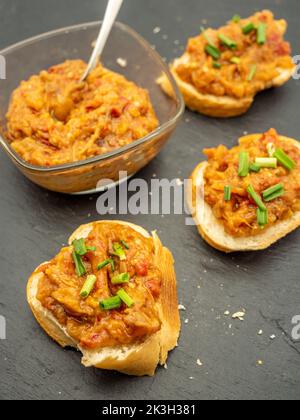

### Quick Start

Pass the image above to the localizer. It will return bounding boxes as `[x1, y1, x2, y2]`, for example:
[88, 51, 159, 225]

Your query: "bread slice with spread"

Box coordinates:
[27, 221, 180, 376]
[188, 129, 300, 252]
[159, 10, 295, 117]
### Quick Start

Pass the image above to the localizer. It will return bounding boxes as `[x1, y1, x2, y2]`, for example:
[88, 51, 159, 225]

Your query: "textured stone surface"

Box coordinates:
[0, 0, 300, 400]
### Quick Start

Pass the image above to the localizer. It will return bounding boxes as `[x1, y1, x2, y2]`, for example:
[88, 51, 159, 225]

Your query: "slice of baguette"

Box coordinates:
[27, 220, 181, 376]
[188, 135, 300, 252]
[158, 20, 295, 118]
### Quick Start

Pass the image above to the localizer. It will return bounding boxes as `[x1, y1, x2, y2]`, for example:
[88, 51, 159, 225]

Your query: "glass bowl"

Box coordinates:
[0, 21, 184, 194]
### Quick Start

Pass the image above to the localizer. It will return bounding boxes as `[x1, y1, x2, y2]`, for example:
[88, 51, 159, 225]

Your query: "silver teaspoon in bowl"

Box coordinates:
[80, 0, 124, 82]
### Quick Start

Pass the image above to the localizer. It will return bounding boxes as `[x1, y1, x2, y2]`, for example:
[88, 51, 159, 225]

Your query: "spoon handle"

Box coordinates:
[81, 0, 123, 81]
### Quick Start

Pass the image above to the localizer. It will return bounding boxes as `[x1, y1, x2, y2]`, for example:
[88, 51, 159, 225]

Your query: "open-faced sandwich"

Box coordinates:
[159, 10, 295, 117]
[188, 129, 300, 252]
[27, 221, 180, 376]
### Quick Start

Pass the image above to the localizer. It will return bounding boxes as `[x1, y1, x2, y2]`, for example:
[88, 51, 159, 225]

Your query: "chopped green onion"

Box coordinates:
[273, 148, 296, 171]
[72, 239, 96, 255]
[87, 246, 96, 252]
[238, 152, 249, 177]
[117, 289, 134, 308]
[262, 184, 285, 202]
[247, 185, 267, 211]
[121, 240, 130, 250]
[267, 143, 276, 157]
[112, 243, 126, 261]
[110, 259, 115, 272]
[257, 23, 267, 45]
[264, 190, 285, 202]
[205, 45, 221, 60]
[218, 33, 237, 49]
[230, 57, 241, 64]
[72, 239, 88, 256]
[72, 252, 86, 277]
[224, 186, 232, 201]
[111, 273, 130, 285]
[201, 27, 216, 47]
[249, 163, 261, 173]
[97, 259, 114, 271]
[213, 62, 222, 69]
[100, 296, 122, 311]
[80, 275, 97, 298]
[262, 183, 284, 198]
[232, 15, 241, 23]
[255, 157, 277, 169]
[257, 208, 268, 226]
[247, 64, 257, 81]
[242, 22, 256, 34]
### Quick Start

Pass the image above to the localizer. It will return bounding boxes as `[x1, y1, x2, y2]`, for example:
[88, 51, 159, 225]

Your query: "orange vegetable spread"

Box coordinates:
[176, 10, 294, 99]
[6, 60, 159, 167]
[36, 223, 162, 349]
[204, 129, 300, 237]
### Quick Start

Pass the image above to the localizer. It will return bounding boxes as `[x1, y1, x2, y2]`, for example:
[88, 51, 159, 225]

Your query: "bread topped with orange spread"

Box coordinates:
[7, 60, 159, 167]
[27, 221, 180, 376]
[159, 10, 295, 117]
[188, 129, 300, 252]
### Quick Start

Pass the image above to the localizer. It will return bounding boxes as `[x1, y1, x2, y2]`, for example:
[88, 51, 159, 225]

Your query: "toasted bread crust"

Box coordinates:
[27, 221, 181, 376]
[158, 63, 294, 118]
[188, 135, 300, 252]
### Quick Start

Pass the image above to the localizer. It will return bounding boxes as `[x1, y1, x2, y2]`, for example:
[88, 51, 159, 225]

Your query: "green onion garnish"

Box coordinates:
[249, 163, 261, 173]
[97, 259, 114, 271]
[87, 246, 96, 252]
[273, 148, 296, 171]
[111, 273, 130, 285]
[213, 62, 221, 69]
[121, 240, 130, 250]
[201, 27, 216, 47]
[257, 208, 268, 226]
[72, 252, 86, 277]
[238, 152, 249, 177]
[267, 143, 276, 157]
[257, 23, 267, 45]
[100, 296, 122, 311]
[232, 15, 241, 23]
[218, 34, 237, 49]
[205, 45, 221, 60]
[72, 239, 96, 255]
[242, 22, 256, 34]
[224, 186, 232, 201]
[255, 157, 277, 169]
[247, 64, 257, 81]
[230, 57, 241, 64]
[73, 239, 87, 256]
[80, 275, 97, 298]
[247, 185, 267, 212]
[262, 184, 285, 202]
[110, 259, 115, 272]
[112, 243, 126, 261]
[117, 289, 134, 308]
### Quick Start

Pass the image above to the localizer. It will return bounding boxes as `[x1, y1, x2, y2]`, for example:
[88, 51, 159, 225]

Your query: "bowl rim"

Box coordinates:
[0, 20, 185, 173]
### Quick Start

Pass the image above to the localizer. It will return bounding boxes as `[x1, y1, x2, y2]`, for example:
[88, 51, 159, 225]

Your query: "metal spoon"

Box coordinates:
[81, 0, 124, 81]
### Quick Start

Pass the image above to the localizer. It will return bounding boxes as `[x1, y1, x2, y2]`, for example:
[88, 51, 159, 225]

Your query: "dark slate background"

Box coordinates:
[0, 0, 300, 401]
